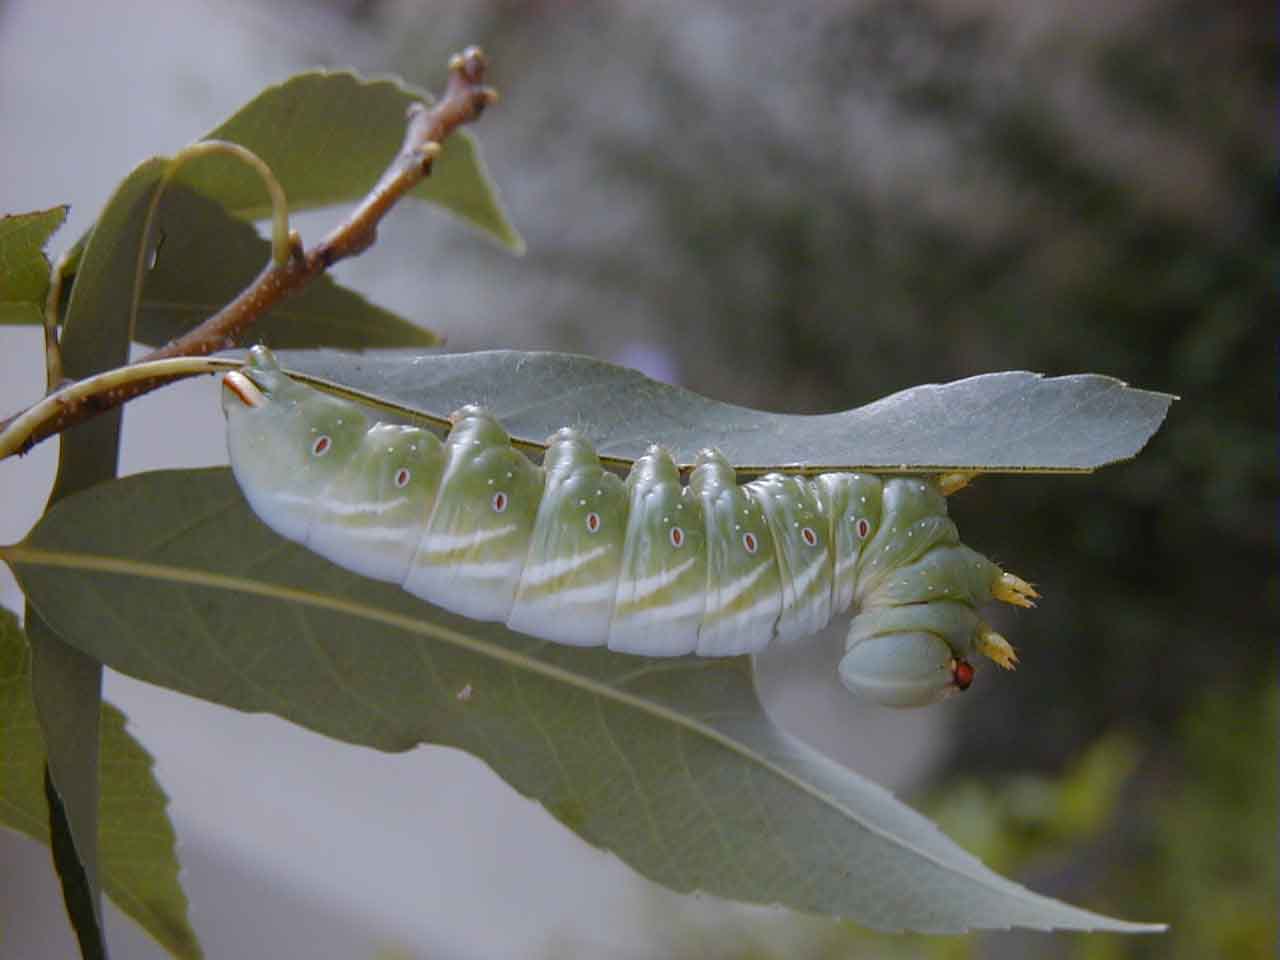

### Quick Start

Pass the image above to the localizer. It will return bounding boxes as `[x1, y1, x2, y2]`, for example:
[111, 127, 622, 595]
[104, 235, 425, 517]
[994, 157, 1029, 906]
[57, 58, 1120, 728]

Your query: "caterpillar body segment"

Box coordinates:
[403, 406, 545, 622]
[607, 445, 707, 655]
[508, 428, 628, 646]
[690, 449, 783, 656]
[308, 423, 447, 584]
[222, 347, 1033, 707]
[748, 473, 832, 643]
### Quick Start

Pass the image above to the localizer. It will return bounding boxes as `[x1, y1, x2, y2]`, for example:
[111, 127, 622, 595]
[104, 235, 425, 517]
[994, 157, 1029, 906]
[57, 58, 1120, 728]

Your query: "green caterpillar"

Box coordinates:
[222, 347, 1035, 707]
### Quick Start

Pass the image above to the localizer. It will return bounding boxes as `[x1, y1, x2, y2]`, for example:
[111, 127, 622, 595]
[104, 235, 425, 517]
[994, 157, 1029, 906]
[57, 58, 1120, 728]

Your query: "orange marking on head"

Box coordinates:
[223, 371, 266, 408]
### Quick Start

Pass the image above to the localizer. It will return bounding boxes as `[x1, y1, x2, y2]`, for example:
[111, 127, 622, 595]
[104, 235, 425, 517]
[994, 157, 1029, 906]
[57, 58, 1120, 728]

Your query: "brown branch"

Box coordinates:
[1, 46, 496, 459]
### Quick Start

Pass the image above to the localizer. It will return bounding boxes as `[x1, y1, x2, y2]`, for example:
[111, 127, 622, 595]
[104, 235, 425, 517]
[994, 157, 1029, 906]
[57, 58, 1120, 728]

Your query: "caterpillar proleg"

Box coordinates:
[222, 347, 1038, 707]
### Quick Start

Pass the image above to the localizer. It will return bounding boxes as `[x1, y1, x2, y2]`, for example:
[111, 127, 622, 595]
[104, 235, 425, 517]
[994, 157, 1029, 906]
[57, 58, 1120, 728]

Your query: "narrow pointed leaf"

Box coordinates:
[26, 611, 108, 958]
[258, 349, 1174, 474]
[136, 185, 439, 349]
[44, 766, 107, 960]
[24, 155, 175, 953]
[190, 71, 522, 250]
[8, 470, 1164, 933]
[0, 608, 202, 959]
[0, 206, 68, 325]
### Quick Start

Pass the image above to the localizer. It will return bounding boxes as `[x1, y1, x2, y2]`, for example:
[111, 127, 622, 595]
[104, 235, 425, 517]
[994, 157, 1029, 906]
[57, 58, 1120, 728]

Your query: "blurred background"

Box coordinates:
[0, 0, 1274, 957]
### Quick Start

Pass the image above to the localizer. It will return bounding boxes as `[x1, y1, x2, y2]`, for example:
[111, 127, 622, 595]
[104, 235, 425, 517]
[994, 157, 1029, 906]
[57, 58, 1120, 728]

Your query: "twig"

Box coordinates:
[0, 46, 496, 462]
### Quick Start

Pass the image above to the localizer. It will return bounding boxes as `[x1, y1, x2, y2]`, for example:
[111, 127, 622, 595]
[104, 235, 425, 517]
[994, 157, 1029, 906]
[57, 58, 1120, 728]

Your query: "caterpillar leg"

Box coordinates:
[993, 570, 1039, 608]
[976, 623, 1018, 670]
[937, 471, 978, 496]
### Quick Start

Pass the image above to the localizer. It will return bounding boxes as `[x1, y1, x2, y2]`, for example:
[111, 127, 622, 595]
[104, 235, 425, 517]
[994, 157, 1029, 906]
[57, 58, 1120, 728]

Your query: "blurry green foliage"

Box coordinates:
[924, 685, 1274, 960]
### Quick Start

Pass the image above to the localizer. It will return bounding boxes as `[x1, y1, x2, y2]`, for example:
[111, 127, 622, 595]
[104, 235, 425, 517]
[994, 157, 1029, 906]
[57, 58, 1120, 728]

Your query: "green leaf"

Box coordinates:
[266, 349, 1175, 473]
[44, 765, 107, 960]
[34, 155, 169, 955]
[26, 612, 108, 958]
[190, 70, 522, 251]
[135, 185, 440, 350]
[0, 608, 202, 959]
[7, 470, 1165, 934]
[61, 157, 168, 399]
[0, 206, 68, 325]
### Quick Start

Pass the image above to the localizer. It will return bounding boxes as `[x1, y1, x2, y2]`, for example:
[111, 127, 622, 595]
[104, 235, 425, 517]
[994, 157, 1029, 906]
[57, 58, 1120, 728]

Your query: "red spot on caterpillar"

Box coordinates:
[311, 435, 331, 456]
[586, 512, 601, 533]
[951, 658, 975, 691]
[801, 527, 818, 546]
[855, 518, 871, 540]
[742, 532, 758, 554]
[491, 491, 508, 513]
[394, 468, 411, 488]
[669, 526, 684, 548]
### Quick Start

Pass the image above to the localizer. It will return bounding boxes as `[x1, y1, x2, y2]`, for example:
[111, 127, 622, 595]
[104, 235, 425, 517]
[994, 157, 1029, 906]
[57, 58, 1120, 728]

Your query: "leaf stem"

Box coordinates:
[0, 46, 497, 462]
[0, 358, 230, 461]
[162, 140, 292, 266]
[41, 251, 72, 390]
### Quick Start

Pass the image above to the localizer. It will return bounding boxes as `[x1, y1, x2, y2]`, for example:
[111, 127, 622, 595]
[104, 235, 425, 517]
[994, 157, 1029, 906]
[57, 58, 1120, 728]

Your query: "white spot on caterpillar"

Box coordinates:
[395, 468, 411, 488]
[492, 491, 509, 513]
[311, 435, 332, 456]
[578, 499, 587, 506]
[456, 684, 473, 702]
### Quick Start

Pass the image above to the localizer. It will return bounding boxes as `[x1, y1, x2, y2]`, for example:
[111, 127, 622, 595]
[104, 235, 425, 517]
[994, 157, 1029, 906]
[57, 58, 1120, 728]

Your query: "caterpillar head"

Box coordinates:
[222, 346, 370, 545]
[839, 598, 987, 708]
[839, 631, 974, 708]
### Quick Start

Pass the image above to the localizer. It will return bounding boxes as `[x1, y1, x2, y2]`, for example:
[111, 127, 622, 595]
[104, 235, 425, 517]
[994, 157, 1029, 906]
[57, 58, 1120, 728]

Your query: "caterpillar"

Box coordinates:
[221, 347, 1037, 708]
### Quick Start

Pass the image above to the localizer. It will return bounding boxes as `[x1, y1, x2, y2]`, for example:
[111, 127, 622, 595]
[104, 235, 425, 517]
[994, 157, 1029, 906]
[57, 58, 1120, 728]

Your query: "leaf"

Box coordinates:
[135, 185, 440, 350]
[0, 206, 68, 325]
[6, 470, 1165, 934]
[264, 349, 1175, 473]
[0, 608, 202, 959]
[32, 155, 169, 955]
[190, 70, 522, 251]
[26, 612, 108, 958]
[24, 157, 173, 955]
[44, 766, 107, 960]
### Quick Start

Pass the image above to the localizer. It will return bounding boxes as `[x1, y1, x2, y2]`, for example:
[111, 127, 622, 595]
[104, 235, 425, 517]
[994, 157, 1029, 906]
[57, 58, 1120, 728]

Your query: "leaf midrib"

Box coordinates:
[3, 541, 1148, 922]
